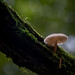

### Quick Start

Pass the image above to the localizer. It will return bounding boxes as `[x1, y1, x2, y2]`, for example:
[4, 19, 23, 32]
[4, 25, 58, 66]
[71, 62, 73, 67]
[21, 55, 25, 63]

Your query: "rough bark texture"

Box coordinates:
[0, 1, 75, 75]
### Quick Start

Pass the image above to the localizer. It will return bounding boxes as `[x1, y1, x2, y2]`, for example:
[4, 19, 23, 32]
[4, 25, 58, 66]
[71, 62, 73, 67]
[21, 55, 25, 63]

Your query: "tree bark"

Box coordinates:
[0, 1, 75, 75]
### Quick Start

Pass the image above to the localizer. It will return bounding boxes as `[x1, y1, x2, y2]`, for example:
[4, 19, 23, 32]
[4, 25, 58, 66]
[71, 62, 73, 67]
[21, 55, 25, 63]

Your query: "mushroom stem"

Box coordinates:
[59, 57, 62, 68]
[54, 40, 57, 53]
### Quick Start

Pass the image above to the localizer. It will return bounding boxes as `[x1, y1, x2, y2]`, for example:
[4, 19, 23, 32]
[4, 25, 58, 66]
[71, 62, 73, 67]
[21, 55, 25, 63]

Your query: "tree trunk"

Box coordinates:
[0, 1, 75, 75]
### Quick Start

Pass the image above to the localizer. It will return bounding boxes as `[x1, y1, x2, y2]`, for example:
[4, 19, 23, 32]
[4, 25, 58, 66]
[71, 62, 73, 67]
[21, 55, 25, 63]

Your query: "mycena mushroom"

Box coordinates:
[44, 33, 68, 53]
[44, 33, 68, 68]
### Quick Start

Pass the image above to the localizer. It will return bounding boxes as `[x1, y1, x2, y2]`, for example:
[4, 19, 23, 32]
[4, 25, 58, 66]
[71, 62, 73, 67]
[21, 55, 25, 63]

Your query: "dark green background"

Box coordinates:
[0, 0, 75, 75]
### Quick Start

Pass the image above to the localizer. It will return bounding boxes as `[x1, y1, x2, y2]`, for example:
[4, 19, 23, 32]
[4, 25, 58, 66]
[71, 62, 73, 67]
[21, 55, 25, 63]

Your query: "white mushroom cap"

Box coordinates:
[44, 33, 68, 46]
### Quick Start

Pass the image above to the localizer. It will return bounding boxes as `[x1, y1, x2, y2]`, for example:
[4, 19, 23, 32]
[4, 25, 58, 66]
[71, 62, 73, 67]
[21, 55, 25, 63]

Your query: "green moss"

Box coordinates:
[0, 1, 75, 75]
[18, 27, 26, 33]
[6, 6, 38, 42]
[17, 26, 37, 42]
[26, 31, 37, 42]
[23, 18, 44, 41]
[62, 64, 66, 68]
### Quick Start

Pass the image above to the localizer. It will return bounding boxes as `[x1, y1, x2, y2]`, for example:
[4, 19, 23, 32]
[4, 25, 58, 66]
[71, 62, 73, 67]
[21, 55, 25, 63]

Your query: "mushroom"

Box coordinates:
[44, 33, 68, 53]
[44, 33, 68, 68]
[59, 57, 62, 68]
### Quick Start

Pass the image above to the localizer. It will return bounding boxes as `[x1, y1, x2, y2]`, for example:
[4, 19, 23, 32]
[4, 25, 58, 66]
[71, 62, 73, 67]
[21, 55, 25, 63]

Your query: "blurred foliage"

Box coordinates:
[10, 0, 75, 36]
[0, 0, 75, 75]
[0, 52, 37, 75]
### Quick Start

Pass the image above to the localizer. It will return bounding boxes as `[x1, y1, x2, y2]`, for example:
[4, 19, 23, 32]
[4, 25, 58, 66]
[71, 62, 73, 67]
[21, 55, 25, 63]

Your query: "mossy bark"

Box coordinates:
[0, 1, 75, 75]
